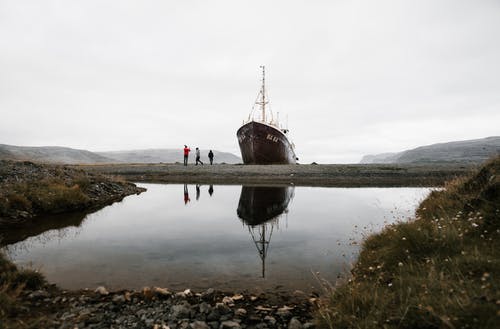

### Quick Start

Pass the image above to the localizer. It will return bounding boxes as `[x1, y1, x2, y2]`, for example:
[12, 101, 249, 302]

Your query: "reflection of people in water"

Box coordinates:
[196, 184, 201, 201]
[208, 185, 214, 197]
[183, 184, 190, 205]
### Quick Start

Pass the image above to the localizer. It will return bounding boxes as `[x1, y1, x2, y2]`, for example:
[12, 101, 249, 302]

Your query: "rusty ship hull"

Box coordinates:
[237, 121, 297, 165]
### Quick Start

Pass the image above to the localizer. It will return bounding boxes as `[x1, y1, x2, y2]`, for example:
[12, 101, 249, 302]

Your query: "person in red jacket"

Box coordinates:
[183, 145, 191, 166]
[183, 184, 190, 204]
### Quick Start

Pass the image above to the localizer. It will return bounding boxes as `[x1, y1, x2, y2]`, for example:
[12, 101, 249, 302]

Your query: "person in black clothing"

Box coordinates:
[208, 150, 214, 165]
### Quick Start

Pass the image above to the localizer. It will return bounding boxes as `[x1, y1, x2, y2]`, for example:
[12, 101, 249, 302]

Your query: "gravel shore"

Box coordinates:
[75, 162, 474, 187]
[16, 285, 317, 329]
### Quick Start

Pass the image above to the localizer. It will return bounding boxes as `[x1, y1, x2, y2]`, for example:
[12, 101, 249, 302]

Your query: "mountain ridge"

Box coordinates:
[0, 144, 241, 164]
[360, 136, 500, 164]
[96, 148, 241, 164]
[0, 144, 114, 164]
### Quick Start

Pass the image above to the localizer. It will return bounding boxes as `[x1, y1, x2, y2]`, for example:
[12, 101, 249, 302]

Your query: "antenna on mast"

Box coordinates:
[260, 65, 266, 122]
[252, 66, 271, 124]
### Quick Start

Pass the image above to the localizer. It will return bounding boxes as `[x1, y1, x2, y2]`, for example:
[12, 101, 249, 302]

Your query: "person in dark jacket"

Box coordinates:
[208, 150, 214, 165]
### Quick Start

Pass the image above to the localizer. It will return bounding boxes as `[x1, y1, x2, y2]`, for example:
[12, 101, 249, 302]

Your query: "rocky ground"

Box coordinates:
[0, 160, 145, 225]
[15, 285, 317, 329]
[75, 162, 474, 187]
[0, 160, 479, 328]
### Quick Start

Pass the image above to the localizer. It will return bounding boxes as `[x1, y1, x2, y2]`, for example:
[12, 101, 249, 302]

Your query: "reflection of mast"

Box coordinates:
[237, 186, 294, 278]
[248, 222, 274, 278]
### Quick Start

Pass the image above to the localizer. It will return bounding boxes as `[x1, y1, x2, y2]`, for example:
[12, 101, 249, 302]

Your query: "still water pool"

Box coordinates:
[3, 184, 431, 293]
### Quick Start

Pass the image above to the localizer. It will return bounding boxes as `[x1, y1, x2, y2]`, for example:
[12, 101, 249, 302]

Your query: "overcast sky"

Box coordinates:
[1, 0, 499, 163]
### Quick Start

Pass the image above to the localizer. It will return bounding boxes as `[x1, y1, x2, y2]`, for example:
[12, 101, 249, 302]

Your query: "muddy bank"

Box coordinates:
[75, 163, 474, 187]
[0, 160, 145, 226]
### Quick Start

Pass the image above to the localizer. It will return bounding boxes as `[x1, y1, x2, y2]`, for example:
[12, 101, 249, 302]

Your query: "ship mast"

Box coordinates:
[257, 65, 268, 123]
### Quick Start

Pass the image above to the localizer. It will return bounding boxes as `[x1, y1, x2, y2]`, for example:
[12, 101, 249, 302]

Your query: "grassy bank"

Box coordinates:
[0, 252, 53, 328]
[318, 156, 499, 328]
[0, 160, 145, 224]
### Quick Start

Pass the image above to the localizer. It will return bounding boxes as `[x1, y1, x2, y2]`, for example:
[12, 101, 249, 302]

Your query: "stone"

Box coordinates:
[190, 320, 210, 329]
[78, 295, 91, 303]
[201, 288, 215, 301]
[303, 322, 315, 329]
[143, 287, 155, 299]
[277, 305, 294, 318]
[28, 290, 50, 299]
[95, 286, 109, 295]
[112, 294, 126, 303]
[288, 317, 303, 329]
[220, 320, 241, 329]
[171, 303, 191, 319]
[254, 305, 272, 312]
[231, 294, 244, 301]
[199, 302, 212, 314]
[219, 314, 232, 322]
[208, 321, 220, 329]
[207, 310, 221, 321]
[308, 298, 318, 305]
[18, 210, 30, 218]
[215, 302, 231, 314]
[176, 289, 192, 298]
[124, 291, 132, 301]
[60, 312, 76, 321]
[76, 309, 92, 322]
[179, 320, 191, 329]
[264, 315, 276, 326]
[234, 308, 247, 317]
[154, 287, 172, 297]
[222, 296, 234, 306]
[293, 290, 306, 297]
[153, 325, 170, 329]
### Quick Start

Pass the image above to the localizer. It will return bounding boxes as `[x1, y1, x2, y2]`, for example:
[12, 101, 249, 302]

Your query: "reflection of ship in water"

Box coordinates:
[237, 186, 294, 278]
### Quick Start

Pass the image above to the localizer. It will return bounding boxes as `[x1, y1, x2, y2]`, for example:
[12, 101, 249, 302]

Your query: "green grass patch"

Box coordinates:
[318, 156, 500, 328]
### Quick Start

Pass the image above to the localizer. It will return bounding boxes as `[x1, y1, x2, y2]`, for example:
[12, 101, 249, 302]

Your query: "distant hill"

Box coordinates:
[0, 144, 242, 164]
[360, 136, 500, 164]
[0, 144, 114, 164]
[97, 149, 241, 164]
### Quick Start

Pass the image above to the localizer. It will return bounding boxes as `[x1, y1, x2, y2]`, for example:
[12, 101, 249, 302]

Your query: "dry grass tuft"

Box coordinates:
[0, 252, 47, 328]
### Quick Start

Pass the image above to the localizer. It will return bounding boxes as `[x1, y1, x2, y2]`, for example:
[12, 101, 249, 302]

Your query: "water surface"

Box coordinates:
[4, 184, 431, 293]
